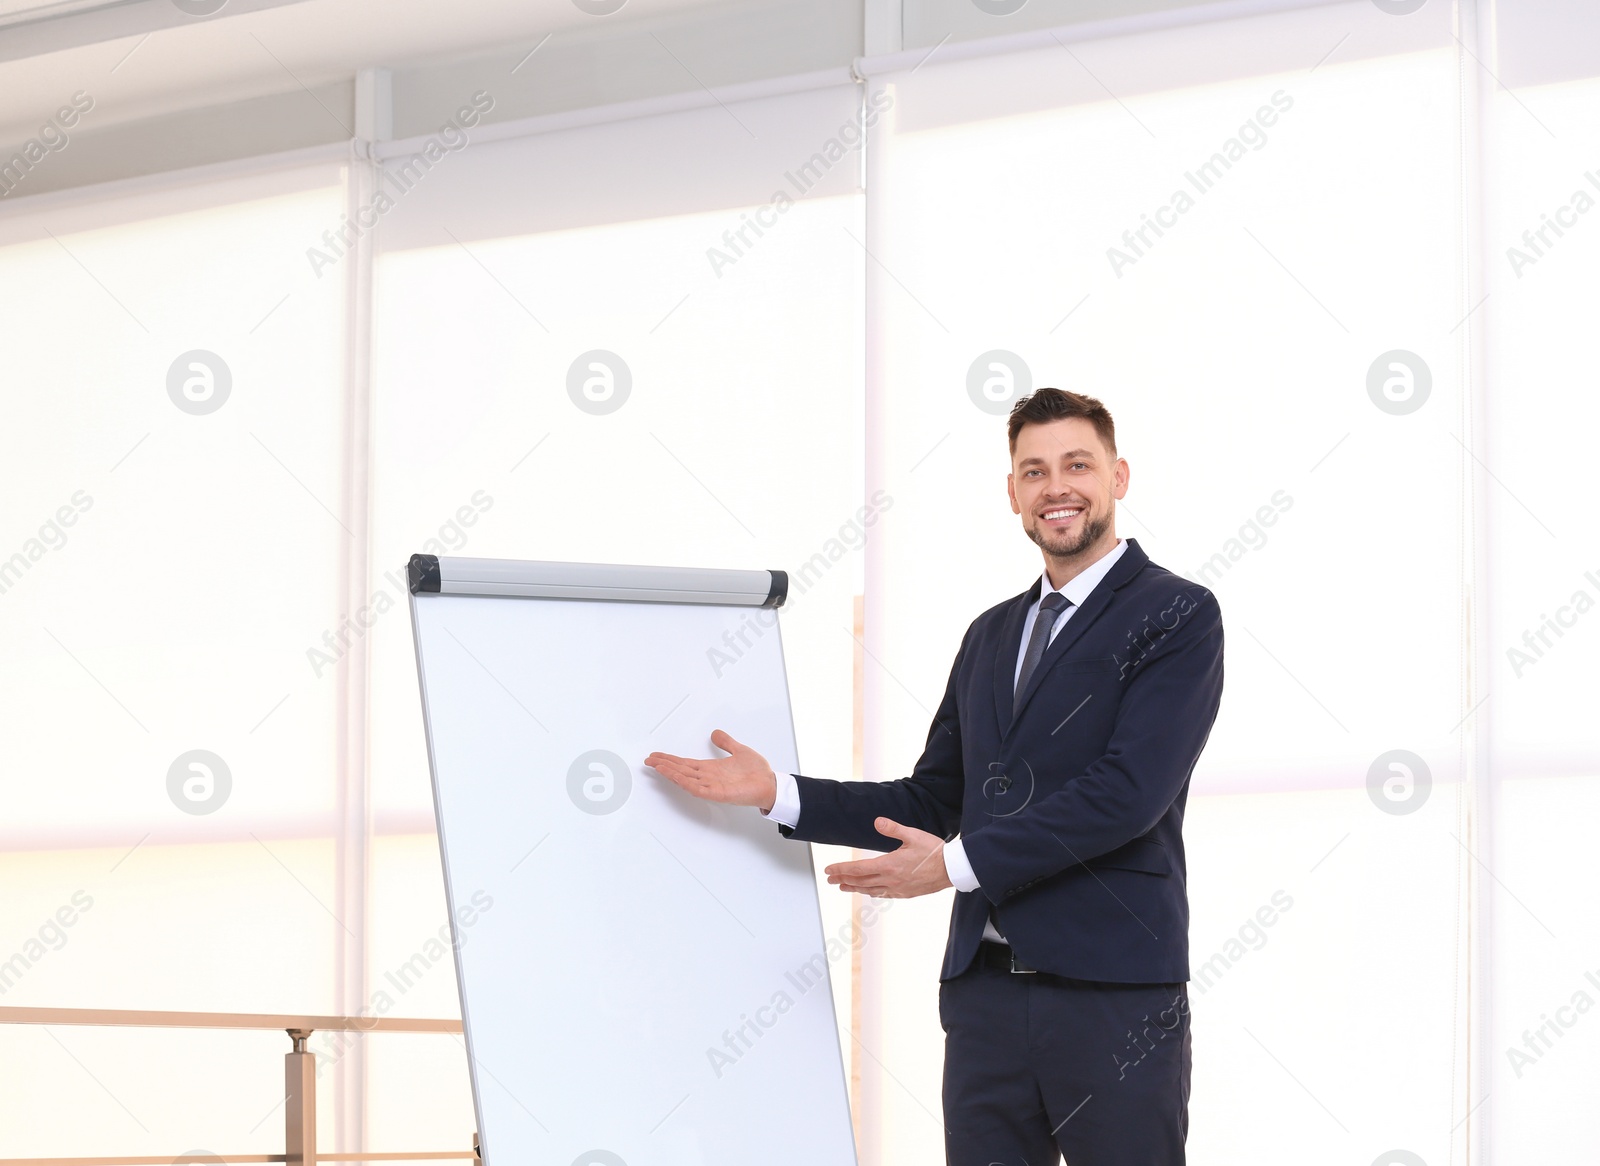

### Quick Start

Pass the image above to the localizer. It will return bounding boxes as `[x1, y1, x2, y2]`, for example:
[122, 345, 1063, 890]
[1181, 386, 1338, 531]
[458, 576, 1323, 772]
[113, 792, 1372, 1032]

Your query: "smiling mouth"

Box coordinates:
[1039, 506, 1083, 524]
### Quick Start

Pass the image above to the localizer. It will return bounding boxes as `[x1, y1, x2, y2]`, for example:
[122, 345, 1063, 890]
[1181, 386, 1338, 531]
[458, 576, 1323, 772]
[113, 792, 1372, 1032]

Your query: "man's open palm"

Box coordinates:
[645, 729, 778, 811]
[825, 819, 952, 898]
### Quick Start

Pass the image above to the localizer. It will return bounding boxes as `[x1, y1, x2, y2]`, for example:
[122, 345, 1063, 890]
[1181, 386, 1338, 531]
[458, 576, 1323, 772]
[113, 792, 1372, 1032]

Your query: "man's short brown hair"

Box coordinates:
[1007, 388, 1117, 457]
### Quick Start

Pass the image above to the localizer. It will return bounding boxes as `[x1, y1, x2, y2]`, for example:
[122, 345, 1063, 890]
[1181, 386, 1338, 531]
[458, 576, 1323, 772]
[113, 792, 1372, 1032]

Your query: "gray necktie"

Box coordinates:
[1015, 590, 1072, 697]
[992, 590, 1072, 943]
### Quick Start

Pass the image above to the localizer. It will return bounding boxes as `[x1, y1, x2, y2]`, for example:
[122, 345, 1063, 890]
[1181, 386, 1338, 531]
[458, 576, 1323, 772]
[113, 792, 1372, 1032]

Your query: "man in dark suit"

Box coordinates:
[646, 388, 1224, 1166]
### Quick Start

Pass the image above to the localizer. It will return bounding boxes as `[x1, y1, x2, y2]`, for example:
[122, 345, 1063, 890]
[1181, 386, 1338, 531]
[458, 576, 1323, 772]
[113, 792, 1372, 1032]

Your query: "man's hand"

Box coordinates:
[824, 819, 953, 898]
[645, 730, 778, 812]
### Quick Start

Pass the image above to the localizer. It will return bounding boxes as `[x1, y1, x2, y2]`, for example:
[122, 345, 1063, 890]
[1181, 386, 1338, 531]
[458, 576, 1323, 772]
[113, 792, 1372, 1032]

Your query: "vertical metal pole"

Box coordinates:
[1456, 3, 1495, 1163]
[849, 592, 866, 1164]
[286, 1029, 317, 1166]
[331, 64, 389, 1163]
[857, 70, 893, 1166]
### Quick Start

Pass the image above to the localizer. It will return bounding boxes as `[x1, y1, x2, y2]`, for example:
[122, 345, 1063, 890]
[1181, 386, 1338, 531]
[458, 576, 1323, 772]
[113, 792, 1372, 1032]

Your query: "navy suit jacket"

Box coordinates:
[779, 537, 1224, 983]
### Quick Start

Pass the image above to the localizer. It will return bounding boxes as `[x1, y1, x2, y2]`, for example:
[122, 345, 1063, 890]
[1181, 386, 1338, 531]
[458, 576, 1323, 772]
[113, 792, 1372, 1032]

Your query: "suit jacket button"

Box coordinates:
[996, 776, 1011, 792]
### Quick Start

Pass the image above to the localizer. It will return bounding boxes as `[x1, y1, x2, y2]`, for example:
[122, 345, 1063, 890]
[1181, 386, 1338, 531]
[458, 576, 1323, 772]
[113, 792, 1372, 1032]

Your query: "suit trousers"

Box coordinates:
[939, 947, 1191, 1166]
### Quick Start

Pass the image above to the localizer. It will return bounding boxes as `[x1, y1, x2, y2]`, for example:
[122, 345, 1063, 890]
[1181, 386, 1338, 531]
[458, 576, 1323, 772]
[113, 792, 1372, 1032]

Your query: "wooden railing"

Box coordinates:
[0, 1006, 475, 1166]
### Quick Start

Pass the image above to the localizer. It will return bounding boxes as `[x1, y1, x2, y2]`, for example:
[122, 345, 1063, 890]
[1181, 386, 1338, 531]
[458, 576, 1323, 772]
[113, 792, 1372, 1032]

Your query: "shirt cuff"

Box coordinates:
[759, 771, 801, 828]
[943, 837, 981, 893]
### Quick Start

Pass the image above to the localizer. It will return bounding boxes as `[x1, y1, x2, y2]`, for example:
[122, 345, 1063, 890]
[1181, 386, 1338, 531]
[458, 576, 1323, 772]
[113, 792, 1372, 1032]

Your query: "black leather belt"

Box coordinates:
[978, 939, 1038, 974]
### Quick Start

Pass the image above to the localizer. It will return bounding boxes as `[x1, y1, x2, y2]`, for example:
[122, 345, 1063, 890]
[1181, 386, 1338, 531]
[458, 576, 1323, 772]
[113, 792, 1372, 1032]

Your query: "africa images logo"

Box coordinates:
[567, 350, 631, 414]
[967, 350, 1031, 415]
[168, 750, 232, 815]
[167, 350, 231, 415]
[567, 750, 632, 815]
[1366, 750, 1430, 815]
[1366, 350, 1430, 415]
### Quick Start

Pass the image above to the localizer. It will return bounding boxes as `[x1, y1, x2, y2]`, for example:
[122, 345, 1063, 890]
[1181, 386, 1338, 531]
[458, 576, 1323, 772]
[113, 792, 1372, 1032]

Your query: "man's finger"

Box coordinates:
[836, 882, 889, 896]
[650, 755, 706, 778]
[649, 765, 688, 787]
[827, 867, 891, 885]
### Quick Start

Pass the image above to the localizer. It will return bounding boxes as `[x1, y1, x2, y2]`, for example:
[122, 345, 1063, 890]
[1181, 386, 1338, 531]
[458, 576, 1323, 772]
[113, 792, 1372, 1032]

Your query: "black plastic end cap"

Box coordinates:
[408, 554, 442, 595]
[764, 569, 788, 609]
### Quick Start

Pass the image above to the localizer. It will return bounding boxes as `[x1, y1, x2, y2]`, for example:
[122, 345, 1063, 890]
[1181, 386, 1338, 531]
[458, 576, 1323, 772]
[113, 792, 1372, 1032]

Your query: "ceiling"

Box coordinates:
[0, 0, 1245, 193]
[0, 0, 129, 20]
[0, 0, 730, 143]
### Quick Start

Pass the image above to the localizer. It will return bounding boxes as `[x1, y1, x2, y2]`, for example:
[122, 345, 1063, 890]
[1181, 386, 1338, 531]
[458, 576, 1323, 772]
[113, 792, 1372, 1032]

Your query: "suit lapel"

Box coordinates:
[991, 579, 1040, 733]
[1004, 538, 1150, 736]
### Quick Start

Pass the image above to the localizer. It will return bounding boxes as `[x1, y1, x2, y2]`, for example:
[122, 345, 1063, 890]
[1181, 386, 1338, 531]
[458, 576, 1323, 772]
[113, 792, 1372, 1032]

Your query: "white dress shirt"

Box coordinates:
[762, 539, 1128, 945]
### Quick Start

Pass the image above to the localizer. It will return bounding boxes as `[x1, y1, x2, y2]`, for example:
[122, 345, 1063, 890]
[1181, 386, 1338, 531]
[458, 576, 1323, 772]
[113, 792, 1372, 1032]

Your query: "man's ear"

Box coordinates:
[1007, 472, 1020, 515]
[1113, 458, 1130, 500]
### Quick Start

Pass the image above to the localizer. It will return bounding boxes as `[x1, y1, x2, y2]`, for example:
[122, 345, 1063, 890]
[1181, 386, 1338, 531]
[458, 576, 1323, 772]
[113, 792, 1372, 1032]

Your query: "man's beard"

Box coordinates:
[1027, 508, 1111, 560]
